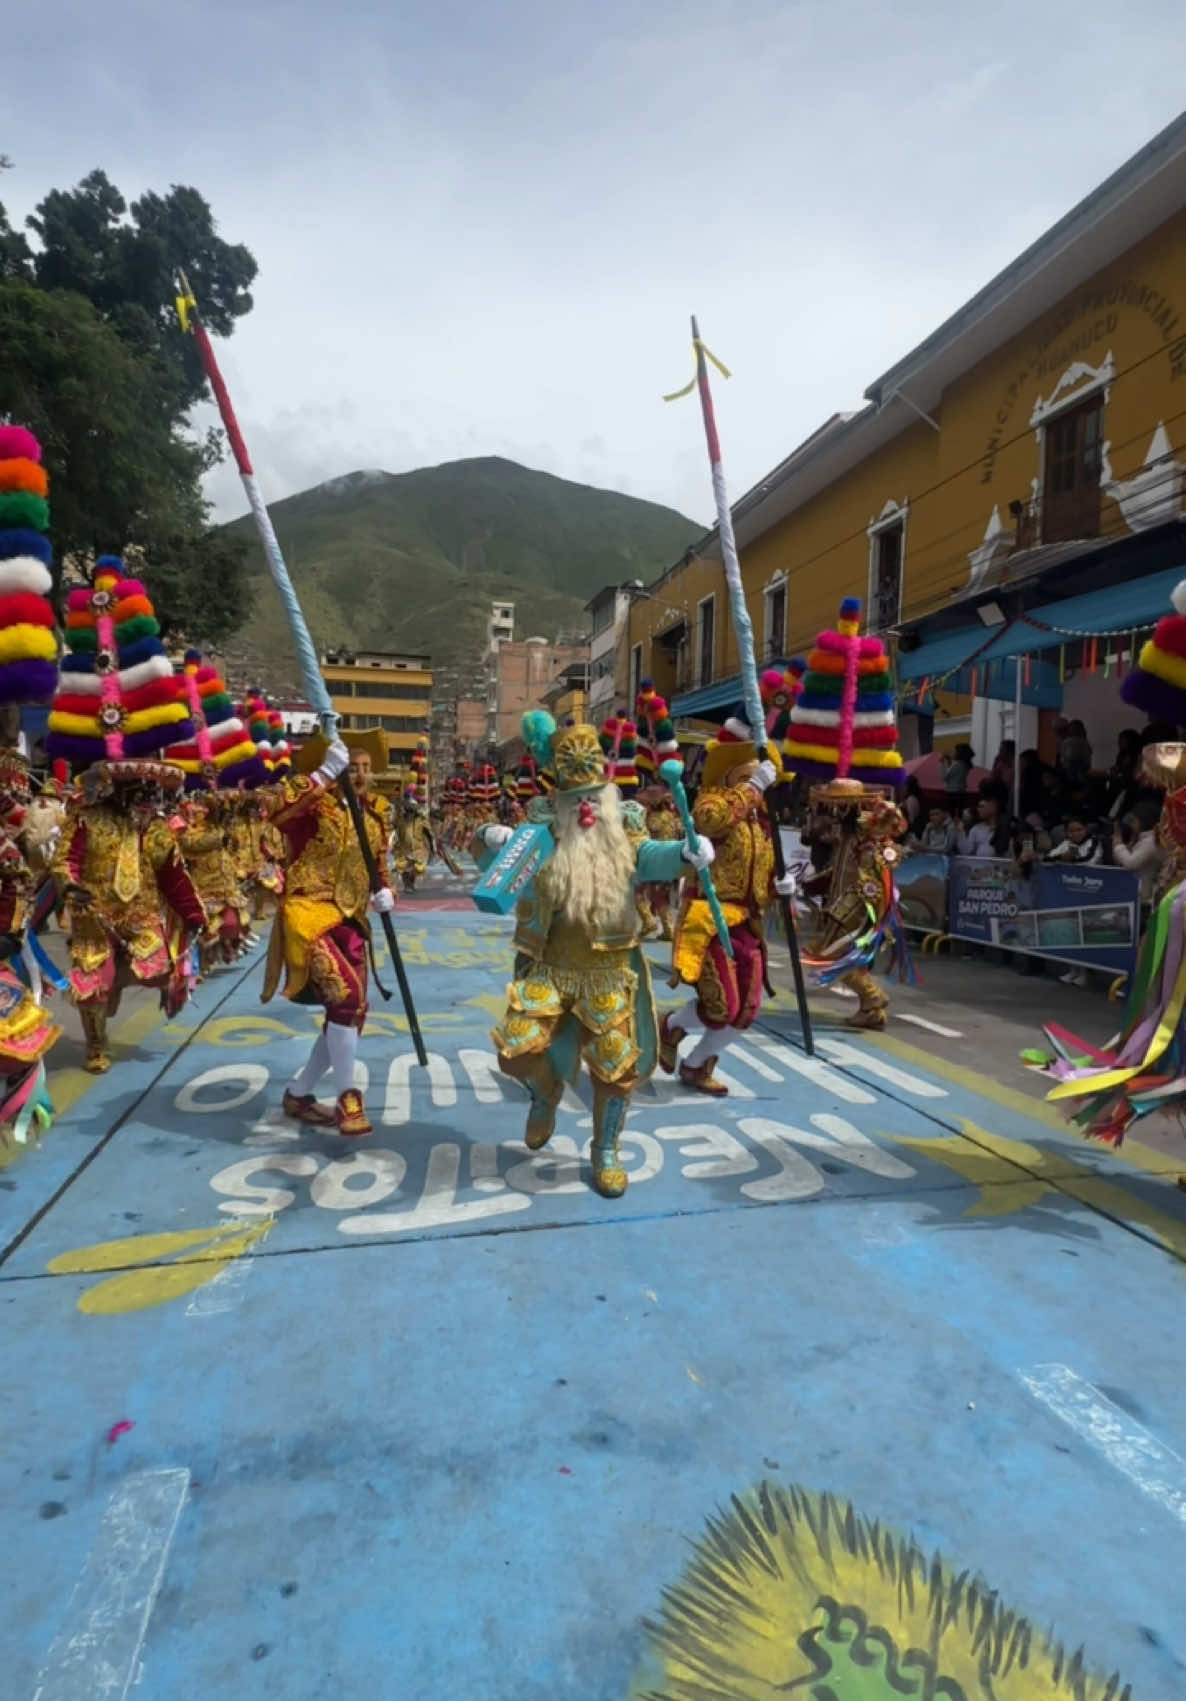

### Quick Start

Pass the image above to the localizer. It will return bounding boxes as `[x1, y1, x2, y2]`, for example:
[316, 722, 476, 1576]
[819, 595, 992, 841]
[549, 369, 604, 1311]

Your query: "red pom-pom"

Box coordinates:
[0, 426, 42, 464]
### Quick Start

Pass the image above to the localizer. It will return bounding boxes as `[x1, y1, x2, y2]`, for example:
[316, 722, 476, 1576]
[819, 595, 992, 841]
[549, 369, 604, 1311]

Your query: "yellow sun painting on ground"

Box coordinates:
[629, 1484, 1132, 1701]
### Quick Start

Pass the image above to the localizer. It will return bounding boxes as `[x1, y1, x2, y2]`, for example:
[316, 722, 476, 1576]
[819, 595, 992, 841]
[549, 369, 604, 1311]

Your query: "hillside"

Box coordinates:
[225, 458, 702, 694]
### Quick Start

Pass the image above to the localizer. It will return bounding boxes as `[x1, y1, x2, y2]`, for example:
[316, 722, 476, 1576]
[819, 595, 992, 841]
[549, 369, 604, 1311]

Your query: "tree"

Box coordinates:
[25, 170, 255, 403]
[0, 167, 257, 646]
[0, 281, 250, 643]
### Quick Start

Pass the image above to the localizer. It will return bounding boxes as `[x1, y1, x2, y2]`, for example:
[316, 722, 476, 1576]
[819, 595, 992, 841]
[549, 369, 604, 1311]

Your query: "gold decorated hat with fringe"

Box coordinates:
[522, 710, 606, 793]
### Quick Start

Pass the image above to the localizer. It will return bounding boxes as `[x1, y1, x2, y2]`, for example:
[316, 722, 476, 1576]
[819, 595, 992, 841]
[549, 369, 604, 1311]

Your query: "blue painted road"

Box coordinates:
[3, 876, 1186, 1699]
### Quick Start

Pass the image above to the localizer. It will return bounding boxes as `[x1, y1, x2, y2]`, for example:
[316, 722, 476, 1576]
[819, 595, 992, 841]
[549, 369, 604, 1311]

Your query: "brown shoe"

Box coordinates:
[336, 1089, 373, 1137]
[659, 1012, 685, 1075]
[846, 1008, 887, 1031]
[84, 1049, 111, 1076]
[679, 1057, 728, 1096]
[282, 1088, 336, 1127]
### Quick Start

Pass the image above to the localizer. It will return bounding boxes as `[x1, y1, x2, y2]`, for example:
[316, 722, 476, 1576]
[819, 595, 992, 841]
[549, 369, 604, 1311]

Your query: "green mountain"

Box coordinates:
[226, 457, 702, 695]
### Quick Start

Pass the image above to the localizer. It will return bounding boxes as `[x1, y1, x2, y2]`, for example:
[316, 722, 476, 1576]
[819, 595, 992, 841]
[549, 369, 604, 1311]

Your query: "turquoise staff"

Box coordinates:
[659, 758, 732, 960]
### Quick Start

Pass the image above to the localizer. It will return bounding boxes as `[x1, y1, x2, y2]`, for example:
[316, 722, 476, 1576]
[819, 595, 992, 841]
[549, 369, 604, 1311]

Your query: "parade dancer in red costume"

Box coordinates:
[264, 735, 395, 1136]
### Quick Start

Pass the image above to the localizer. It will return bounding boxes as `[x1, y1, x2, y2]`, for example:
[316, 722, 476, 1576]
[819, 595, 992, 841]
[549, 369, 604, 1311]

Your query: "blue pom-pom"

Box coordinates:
[521, 708, 556, 766]
[0, 528, 54, 565]
[95, 553, 124, 571]
[184, 648, 203, 664]
[840, 596, 861, 617]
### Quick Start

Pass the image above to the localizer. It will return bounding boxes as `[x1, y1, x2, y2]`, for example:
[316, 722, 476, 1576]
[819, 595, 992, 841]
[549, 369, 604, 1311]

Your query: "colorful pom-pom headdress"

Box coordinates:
[469, 762, 501, 805]
[166, 652, 268, 792]
[514, 755, 542, 800]
[46, 556, 193, 790]
[600, 712, 638, 791]
[635, 681, 680, 777]
[1120, 578, 1186, 725]
[761, 658, 806, 744]
[0, 425, 58, 708]
[784, 597, 903, 792]
[700, 709, 783, 793]
[268, 709, 292, 777]
[407, 742, 428, 805]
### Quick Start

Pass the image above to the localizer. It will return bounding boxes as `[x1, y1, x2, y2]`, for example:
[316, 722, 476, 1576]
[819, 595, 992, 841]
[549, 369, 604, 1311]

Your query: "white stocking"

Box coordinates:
[670, 998, 701, 1035]
[326, 1020, 359, 1102]
[289, 1029, 330, 1096]
[686, 1025, 737, 1069]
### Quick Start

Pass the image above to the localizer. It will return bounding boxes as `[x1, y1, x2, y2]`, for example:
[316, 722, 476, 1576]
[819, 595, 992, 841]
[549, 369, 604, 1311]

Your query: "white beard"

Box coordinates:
[542, 786, 637, 934]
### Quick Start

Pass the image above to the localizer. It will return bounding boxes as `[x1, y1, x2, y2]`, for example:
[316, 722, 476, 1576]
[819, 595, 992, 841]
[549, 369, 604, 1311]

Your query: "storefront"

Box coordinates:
[897, 549, 1186, 770]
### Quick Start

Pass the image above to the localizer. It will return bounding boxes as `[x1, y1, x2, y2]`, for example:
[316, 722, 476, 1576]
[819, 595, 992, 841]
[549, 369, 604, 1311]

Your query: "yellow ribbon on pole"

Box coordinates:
[663, 338, 732, 401]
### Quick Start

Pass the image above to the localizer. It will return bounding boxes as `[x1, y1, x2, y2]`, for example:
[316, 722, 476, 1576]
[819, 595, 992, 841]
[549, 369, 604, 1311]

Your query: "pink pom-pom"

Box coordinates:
[857, 636, 886, 658]
[0, 425, 42, 464]
[66, 587, 95, 611]
[113, 578, 147, 600]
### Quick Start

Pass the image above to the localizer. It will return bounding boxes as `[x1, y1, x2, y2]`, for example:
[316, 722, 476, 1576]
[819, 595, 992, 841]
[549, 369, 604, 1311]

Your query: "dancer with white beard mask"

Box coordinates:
[473, 713, 713, 1198]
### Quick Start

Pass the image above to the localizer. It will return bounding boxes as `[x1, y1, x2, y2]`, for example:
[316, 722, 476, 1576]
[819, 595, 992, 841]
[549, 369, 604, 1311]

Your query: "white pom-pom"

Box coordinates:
[117, 655, 174, 693]
[1171, 579, 1186, 615]
[0, 555, 52, 597]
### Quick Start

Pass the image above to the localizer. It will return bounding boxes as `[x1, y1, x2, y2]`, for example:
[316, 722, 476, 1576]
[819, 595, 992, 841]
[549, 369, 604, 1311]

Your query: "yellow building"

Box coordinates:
[321, 649, 432, 771]
[628, 115, 1186, 768]
[539, 657, 590, 726]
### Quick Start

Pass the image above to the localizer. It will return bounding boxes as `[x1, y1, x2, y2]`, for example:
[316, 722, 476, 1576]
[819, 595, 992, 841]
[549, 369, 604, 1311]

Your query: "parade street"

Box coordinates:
[3, 875, 1186, 1701]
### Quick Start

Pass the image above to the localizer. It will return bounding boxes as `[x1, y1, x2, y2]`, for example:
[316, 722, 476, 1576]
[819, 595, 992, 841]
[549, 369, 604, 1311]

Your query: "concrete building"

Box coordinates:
[490, 637, 590, 748]
[321, 649, 432, 770]
[585, 584, 635, 724]
[540, 658, 591, 726]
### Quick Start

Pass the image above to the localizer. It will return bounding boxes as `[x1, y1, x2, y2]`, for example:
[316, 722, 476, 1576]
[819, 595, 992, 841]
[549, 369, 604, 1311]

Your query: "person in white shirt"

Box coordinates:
[959, 789, 1010, 858]
[1111, 802, 1165, 904]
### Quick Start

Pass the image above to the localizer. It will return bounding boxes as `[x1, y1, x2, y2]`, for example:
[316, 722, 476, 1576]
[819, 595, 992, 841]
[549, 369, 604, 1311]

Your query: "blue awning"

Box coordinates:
[671, 675, 743, 719]
[898, 563, 1182, 683]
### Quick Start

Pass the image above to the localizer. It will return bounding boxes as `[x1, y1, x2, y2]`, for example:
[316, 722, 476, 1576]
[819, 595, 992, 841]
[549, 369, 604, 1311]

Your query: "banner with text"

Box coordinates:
[946, 857, 1139, 976]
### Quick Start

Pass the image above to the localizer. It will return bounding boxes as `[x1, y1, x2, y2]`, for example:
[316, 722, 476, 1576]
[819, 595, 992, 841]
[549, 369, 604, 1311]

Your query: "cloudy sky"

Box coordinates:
[6, 1, 1184, 526]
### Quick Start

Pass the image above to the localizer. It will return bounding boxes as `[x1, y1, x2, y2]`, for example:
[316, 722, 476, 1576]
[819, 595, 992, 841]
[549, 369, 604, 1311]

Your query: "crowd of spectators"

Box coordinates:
[900, 716, 1174, 986]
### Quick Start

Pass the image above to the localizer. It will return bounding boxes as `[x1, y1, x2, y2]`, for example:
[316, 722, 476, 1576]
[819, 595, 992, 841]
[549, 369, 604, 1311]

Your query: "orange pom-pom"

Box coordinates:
[0, 458, 49, 498]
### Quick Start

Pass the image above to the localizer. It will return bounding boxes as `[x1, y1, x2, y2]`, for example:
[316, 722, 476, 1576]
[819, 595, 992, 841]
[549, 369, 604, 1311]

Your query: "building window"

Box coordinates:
[697, 594, 716, 687]
[764, 577, 786, 662]
[866, 501, 907, 634]
[1042, 394, 1103, 543]
[629, 643, 642, 707]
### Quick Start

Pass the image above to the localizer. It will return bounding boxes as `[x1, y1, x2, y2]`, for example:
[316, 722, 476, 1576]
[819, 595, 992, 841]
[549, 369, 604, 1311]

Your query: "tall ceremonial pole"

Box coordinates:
[673, 317, 814, 1054]
[175, 273, 428, 1066]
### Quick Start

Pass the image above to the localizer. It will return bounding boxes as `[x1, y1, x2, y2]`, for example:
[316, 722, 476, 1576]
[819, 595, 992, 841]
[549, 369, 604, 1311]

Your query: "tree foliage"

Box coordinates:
[0, 167, 256, 645]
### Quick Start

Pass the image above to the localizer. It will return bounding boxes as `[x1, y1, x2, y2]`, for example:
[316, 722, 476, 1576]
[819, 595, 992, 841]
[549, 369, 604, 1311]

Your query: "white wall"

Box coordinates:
[1061, 669, 1144, 767]
[971, 695, 1038, 767]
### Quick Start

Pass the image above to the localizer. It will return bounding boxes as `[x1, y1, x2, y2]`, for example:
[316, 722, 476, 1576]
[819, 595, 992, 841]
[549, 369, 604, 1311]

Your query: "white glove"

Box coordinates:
[683, 834, 716, 871]
[774, 870, 798, 899]
[369, 887, 396, 915]
[749, 759, 779, 795]
[316, 739, 350, 784]
[485, 824, 514, 851]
